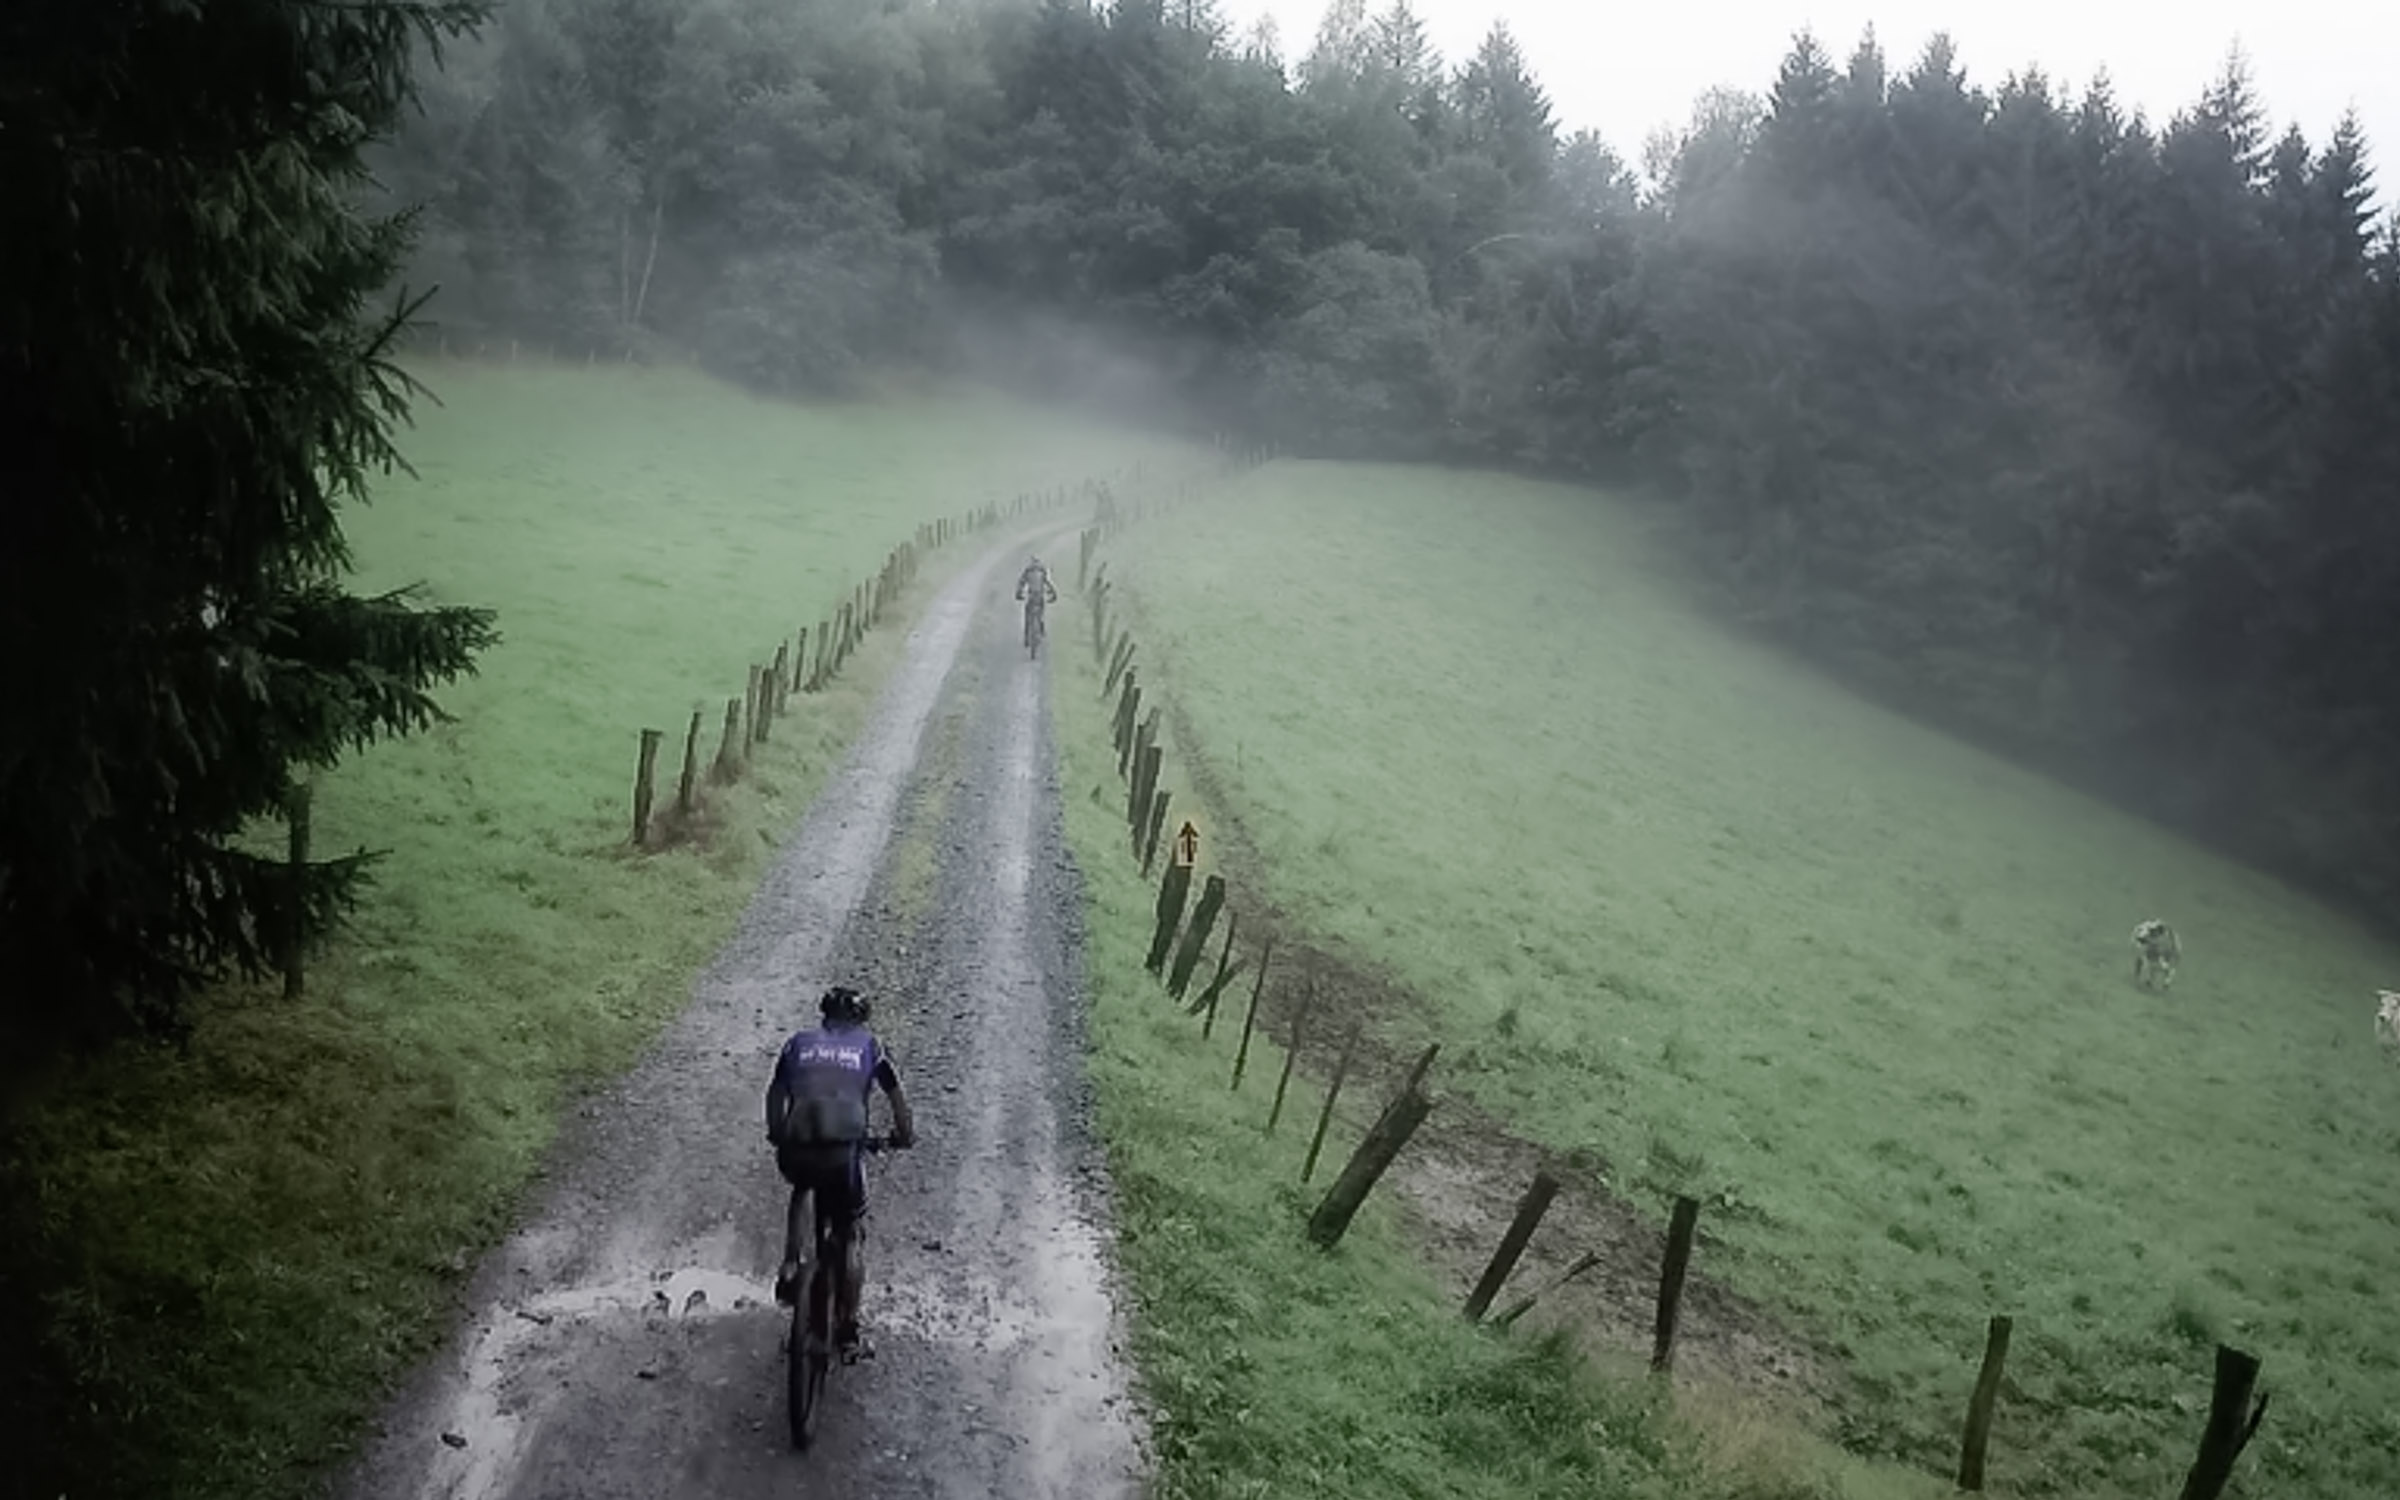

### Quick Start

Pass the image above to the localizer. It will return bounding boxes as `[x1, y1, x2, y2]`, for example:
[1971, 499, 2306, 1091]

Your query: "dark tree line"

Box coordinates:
[372, 0, 2367, 890]
[383, 0, 2400, 923]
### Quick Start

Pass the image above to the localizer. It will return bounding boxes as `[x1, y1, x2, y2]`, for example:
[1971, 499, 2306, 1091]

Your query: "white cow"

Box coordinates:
[2375, 990, 2400, 1057]
[2131, 919, 2182, 991]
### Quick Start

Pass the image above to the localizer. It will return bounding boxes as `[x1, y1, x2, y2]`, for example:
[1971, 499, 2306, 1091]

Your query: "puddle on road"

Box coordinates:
[422, 1263, 775, 1500]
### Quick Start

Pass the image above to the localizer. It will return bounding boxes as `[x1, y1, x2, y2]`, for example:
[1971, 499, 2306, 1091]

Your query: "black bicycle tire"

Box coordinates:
[789, 1260, 832, 1448]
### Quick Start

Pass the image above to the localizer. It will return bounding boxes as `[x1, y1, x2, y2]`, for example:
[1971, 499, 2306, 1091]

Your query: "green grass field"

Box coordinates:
[1080, 461, 2400, 1498]
[1052, 594, 1952, 1500]
[0, 362, 1194, 1500]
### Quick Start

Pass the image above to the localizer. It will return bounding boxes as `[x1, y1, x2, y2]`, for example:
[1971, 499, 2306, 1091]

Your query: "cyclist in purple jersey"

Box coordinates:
[765, 985, 914, 1350]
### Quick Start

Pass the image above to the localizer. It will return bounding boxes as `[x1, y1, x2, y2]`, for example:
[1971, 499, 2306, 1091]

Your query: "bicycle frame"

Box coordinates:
[785, 1136, 886, 1451]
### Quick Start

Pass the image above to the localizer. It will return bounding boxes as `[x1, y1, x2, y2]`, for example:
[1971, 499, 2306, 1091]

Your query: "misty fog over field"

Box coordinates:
[373, 0, 2400, 918]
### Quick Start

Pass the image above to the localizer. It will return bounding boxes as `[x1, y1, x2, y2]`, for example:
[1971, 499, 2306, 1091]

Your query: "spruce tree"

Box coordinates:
[0, 0, 497, 1041]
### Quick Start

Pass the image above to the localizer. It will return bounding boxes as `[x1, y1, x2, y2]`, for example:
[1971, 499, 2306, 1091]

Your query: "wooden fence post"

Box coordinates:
[1127, 706, 1157, 797]
[712, 697, 741, 783]
[1110, 667, 1137, 743]
[1306, 1044, 1439, 1249]
[811, 618, 829, 690]
[742, 664, 762, 748]
[1130, 737, 1163, 855]
[1266, 974, 1317, 1132]
[1650, 1196, 1702, 1374]
[1128, 732, 1158, 837]
[282, 781, 311, 1000]
[632, 728, 663, 847]
[756, 661, 776, 742]
[1188, 911, 1239, 1017]
[676, 709, 702, 818]
[1147, 861, 1193, 973]
[1168, 874, 1226, 999]
[1141, 789, 1172, 878]
[1116, 684, 1143, 776]
[1300, 1021, 1360, 1184]
[1464, 1171, 1562, 1322]
[1230, 946, 1271, 1089]
[771, 641, 790, 714]
[1105, 632, 1135, 697]
[2177, 1346, 2268, 1500]
[1957, 1314, 2014, 1492]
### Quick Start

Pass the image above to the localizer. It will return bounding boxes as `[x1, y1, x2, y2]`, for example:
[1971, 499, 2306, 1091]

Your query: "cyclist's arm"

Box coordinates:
[1043, 577, 1058, 602]
[764, 1064, 790, 1143]
[873, 1056, 915, 1147]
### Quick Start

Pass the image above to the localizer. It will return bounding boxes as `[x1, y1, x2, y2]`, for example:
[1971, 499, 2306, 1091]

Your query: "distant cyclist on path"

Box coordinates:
[765, 985, 915, 1351]
[1016, 554, 1057, 653]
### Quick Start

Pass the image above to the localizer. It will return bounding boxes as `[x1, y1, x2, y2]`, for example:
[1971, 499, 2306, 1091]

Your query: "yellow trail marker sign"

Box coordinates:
[1172, 819, 1201, 868]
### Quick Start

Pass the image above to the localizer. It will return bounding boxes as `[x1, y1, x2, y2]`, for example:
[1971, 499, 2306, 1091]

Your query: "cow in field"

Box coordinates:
[2375, 990, 2400, 1057]
[2132, 920, 2182, 991]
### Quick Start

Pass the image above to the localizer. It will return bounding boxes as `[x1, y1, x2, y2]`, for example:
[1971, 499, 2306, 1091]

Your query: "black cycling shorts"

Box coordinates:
[777, 1141, 866, 1235]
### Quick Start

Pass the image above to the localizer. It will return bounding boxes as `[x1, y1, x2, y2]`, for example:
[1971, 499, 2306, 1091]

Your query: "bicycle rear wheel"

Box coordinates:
[788, 1259, 832, 1449]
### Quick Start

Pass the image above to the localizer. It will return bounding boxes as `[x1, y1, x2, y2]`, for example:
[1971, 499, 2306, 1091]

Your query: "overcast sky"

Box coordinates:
[1218, 0, 2395, 206]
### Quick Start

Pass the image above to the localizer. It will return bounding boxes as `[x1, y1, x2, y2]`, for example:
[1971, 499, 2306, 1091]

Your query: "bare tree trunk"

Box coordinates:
[618, 205, 631, 327]
[632, 190, 665, 327]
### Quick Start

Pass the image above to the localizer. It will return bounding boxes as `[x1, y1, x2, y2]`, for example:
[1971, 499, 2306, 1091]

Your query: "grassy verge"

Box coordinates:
[0, 361, 1197, 1500]
[1075, 461, 2400, 1499]
[1054, 589, 1948, 1500]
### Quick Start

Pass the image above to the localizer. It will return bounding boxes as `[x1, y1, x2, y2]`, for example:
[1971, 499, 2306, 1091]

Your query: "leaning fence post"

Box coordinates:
[1188, 910, 1238, 1018]
[676, 709, 702, 818]
[281, 780, 312, 1000]
[712, 697, 742, 783]
[1116, 683, 1142, 775]
[1300, 1022, 1360, 1184]
[632, 727, 663, 847]
[1147, 861, 1193, 973]
[1650, 1196, 1702, 1374]
[1464, 1171, 1562, 1322]
[2177, 1345, 2268, 1500]
[1168, 875, 1226, 999]
[1141, 790, 1172, 878]
[742, 664, 763, 749]
[1127, 703, 1157, 794]
[1957, 1314, 2014, 1492]
[1230, 945, 1272, 1089]
[1306, 1044, 1439, 1249]
[1128, 736, 1159, 841]
[1266, 974, 1318, 1133]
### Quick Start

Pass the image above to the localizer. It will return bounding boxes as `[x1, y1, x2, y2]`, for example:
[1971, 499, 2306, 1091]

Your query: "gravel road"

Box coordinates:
[337, 532, 1143, 1500]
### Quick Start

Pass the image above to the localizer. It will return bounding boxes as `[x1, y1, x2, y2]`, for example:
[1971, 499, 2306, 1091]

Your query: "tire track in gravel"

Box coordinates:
[337, 531, 1142, 1500]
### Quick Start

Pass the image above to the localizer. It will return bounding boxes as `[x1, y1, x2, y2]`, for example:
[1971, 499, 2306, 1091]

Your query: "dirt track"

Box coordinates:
[338, 532, 1142, 1500]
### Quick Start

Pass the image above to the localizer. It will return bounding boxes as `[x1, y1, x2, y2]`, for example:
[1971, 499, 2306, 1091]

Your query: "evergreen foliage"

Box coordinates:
[2, 0, 499, 1040]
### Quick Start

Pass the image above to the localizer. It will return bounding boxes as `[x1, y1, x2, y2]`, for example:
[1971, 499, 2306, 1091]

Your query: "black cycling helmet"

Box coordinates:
[819, 985, 870, 1026]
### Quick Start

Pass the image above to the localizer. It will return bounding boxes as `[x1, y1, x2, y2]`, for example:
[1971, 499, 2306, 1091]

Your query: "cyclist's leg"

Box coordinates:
[776, 1181, 808, 1304]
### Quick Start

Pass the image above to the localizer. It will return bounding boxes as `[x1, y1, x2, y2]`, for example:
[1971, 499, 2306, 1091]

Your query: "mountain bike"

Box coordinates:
[1022, 594, 1047, 659]
[786, 1136, 889, 1450]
